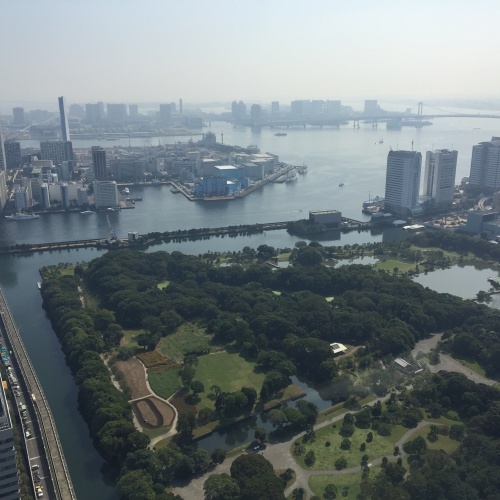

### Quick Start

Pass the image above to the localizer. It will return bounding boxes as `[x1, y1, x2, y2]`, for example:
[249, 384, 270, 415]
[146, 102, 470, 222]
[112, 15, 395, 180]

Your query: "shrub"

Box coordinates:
[304, 450, 315, 467]
[335, 457, 348, 470]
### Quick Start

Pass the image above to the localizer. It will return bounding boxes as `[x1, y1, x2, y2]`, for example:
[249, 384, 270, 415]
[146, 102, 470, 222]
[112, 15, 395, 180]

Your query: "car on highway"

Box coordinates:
[31, 464, 39, 471]
[35, 485, 43, 497]
[25, 431, 32, 439]
[33, 473, 41, 483]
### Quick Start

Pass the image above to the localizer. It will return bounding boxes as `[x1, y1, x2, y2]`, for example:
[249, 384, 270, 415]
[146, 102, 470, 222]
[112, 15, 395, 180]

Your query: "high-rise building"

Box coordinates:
[159, 104, 171, 125]
[85, 102, 104, 123]
[40, 141, 67, 164]
[250, 104, 262, 123]
[40, 183, 51, 209]
[12, 107, 25, 125]
[69, 104, 85, 118]
[92, 146, 107, 181]
[468, 137, 500, 194]
[58, 96, 70, 143]
[384, 150, 422, 217]
[4, 141, 22, 168]
[93, 180, 118, 209]
[129, 104, 139, 118]
[29, 109, 49, 123]
[0, 171, 7, 211]
[423, 149, 458, 207]
[107, 103, 127, 122]
[231, 101, 246, 123]
[0, 129, 6, 171]
[271, 101, 279, 115]
[179, 98, 183, 115]
[0, 374, 20, 499]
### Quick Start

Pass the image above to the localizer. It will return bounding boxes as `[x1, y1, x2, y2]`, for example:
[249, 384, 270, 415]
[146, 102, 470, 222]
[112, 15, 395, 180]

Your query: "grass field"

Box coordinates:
[309, 471, 363, 499]
[293, 423, 408, 470]
[148, 369, 182, 400]
[452, 356, 487, 377]
[194, 352, 265, 410]
[406, 425, 461, 454]
[374, 258, 417, 274]
[158, 323, 213, 362]
[121, 329, 143, 348]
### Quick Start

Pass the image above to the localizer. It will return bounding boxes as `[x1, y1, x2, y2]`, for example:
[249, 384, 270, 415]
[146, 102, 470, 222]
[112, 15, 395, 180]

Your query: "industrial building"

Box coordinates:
[309, 209, 342, 226]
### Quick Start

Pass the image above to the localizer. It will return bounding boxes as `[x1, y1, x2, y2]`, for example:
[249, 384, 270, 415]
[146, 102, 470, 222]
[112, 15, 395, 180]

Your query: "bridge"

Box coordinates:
[0, 288, 76, 500]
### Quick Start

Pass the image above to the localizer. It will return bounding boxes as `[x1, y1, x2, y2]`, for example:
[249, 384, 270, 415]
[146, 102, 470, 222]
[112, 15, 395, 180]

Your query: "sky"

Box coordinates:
[2, 0, 500, 107]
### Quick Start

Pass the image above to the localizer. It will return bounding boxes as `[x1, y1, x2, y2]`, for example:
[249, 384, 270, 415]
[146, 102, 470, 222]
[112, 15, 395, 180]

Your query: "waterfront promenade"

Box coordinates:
[0, 288, 76, 500]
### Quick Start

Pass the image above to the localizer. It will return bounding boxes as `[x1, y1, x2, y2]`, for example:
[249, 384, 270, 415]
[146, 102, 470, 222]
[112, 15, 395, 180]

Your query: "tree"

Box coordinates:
[176, 412, 196, 438]
[180, 365, 195, 387]
[230, 454, 274, 487]
[254, 426, 268, 443]
[449, 424, 465, 441]
[203, 473, 240, 500]
[324, 483, 338, 499]
[403, 435, 427, 455]
[190, 380, 205, 396]
[335, 457, 348, 470]
[117, 469, 156, 499]
[304, 450, 315, 466]
[211, 448, 227, 464]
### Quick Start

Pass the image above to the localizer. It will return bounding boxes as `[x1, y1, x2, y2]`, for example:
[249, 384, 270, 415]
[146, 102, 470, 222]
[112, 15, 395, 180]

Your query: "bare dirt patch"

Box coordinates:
[115, 358, 150, 400]
[132, 396, 175, 429]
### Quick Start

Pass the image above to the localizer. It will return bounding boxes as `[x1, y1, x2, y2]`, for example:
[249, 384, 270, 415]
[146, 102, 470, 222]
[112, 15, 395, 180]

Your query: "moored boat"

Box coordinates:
[5, 213, 40, 221]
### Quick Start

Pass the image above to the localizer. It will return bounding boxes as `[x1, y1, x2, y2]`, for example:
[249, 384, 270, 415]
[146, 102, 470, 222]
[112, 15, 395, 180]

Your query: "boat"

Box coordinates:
[339, 183, 345, 187]
[122, 187, 130, 195]
[80, 210, 94, 215]
[170, 188, 180, 194]
[5, 213, 40, 221]
[274, 132, 287, 137]
[36, 282, 41, 290]
[379, 139, 384, 144]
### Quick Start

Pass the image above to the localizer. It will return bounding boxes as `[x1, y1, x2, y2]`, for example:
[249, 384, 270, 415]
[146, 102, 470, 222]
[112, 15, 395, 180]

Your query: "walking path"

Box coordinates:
[172, 336, 500, 499]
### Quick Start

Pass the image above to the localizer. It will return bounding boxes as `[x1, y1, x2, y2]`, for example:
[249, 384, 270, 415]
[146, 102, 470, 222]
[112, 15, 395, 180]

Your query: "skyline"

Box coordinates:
[3, 0, 500, 105]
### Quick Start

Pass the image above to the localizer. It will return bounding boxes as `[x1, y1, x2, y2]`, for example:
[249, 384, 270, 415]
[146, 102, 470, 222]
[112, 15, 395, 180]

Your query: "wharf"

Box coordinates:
[0, 288, 76, 500]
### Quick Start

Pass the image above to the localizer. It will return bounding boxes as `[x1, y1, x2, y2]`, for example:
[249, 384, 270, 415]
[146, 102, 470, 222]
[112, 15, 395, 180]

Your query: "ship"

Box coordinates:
[274, 132, 287, 137]
[122, 187, 130, 195]
[80, 210, 94, 215]
[5, 213, 40, 221]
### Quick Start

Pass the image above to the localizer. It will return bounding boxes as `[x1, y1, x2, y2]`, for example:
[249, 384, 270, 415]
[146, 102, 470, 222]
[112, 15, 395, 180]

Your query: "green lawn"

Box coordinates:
[452, 356, 487, 377]
[293, 423, 408, 471]
[406, 425, 461, 454]
[121, 329, 143, 348]
[194, 352, 265, 410]
[148, 369, 182, 400]
[158, 322, 214, 362]
[374, 258, 417, 274]
[309, 471, 363, 499]
[157, 280, 170, 289]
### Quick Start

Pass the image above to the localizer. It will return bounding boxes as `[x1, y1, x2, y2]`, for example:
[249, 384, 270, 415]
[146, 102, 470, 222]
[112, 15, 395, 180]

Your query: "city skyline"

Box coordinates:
[2, 0, 500, 104]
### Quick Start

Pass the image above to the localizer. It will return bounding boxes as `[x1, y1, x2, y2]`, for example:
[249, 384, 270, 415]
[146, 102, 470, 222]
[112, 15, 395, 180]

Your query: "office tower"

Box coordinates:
[40, 141, 67, 164]
[85, 102, 104, 123]
[92, 146, 107, 181]
[93, 180, 118, 209]
[107, 103, 127, 122]
[69, 103, 85, 118]
[0, 171, 7, 211]
[423, 149, 458, 207]
[0, 375, 20, 499]
[12, 107, 25, 125]
[61, 183, 70, 208]
[271, 101, 279, 114]
[0, 129, 6, 171]
[326, 100, 341, 114]
[4, 141, 22, 168]
[159, 104, 171, 125]
[40, 183, 51, 209]
[384, 150, 422, 217]
[179, 98, 183, 115]
[364, 100, 379, 115]
[468, 137, 500, 194]
[129, 104, 139, 118]
[29, 109, 49, 123]
[231, 101, 246, 122]
[250, 104, 262, 123]
[58, 96, 70, 142]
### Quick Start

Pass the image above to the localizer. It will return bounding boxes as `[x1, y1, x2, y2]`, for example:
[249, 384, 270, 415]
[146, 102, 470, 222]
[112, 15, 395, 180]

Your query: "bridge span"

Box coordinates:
[0, 288, 76, 500]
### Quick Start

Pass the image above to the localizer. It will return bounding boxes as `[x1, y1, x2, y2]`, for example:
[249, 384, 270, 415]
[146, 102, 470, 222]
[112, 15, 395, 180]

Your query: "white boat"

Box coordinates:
[5, 213, 40, 221]
[36, 282, 41, 290]
[80, 210, 94, 215]
[122, 187, 130, 195]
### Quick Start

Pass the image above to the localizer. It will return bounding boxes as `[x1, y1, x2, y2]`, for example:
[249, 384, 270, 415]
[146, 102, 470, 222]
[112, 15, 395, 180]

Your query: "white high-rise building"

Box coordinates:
[423, 149, 458, 208]
[384, 150, 422, 217]
[469, 137, 500, 194]
[93, 181, 118, 209]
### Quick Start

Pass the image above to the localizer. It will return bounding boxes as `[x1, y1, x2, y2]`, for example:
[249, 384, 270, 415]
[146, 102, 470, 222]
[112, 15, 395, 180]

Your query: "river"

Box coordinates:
[1, 113, 500, 496]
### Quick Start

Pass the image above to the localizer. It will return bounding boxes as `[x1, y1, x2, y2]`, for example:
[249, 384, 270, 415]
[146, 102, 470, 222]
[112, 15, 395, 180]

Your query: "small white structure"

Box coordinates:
[394, 357, 411, 371]
[330, 342, 347, 356]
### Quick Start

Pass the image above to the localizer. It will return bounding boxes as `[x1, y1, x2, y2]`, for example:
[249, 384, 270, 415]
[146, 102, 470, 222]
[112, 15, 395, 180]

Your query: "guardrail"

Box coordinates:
[0, 288, 76, 500]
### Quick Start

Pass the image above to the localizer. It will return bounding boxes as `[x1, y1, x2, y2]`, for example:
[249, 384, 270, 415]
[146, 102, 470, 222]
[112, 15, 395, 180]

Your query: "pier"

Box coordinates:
[0, 288, 76, 500]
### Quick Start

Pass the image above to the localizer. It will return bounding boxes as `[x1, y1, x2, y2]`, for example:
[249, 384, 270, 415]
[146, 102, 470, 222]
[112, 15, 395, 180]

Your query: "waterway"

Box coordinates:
[1, 114, 500, 495]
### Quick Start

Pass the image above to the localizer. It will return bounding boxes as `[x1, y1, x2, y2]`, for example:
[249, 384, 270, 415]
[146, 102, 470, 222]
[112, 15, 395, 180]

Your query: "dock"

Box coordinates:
[0, 288, 76, 500]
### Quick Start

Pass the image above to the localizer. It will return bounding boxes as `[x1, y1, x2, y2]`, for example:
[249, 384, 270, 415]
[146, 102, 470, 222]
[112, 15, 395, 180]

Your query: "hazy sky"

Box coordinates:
[3, 0, 500, 105]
